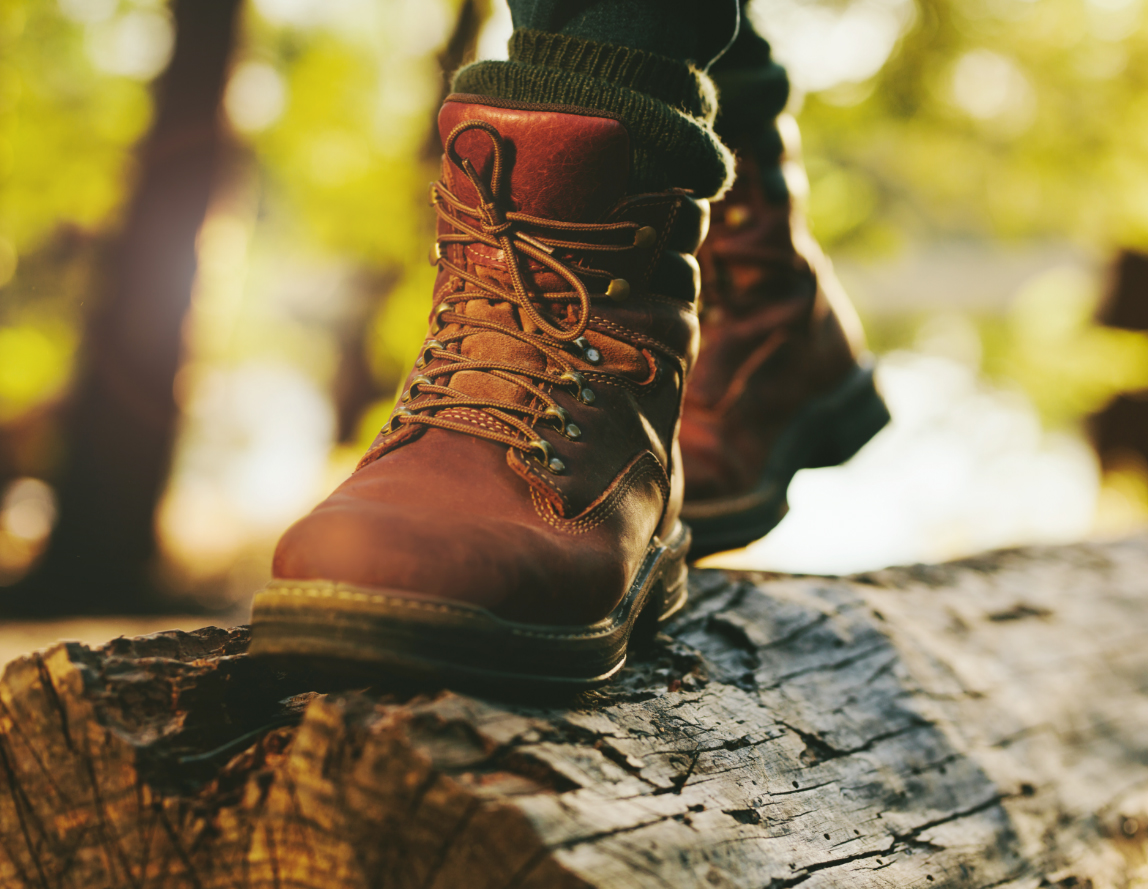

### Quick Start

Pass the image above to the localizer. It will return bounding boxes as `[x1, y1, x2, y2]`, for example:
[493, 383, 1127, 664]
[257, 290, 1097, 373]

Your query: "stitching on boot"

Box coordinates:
[590, 317, 685, 365]
[531, 451, 669, 534]
[356, 422, 426, 470]
[261, 586, 633, 639]
[266, 587, 468, 614]
[440, 406, 517, 438]
[508, 448, 571, 515]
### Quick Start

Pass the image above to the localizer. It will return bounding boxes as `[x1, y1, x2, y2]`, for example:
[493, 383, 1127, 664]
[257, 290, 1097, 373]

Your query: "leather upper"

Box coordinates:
[680, 141, 865, 505]
[273, 96, 708, 626]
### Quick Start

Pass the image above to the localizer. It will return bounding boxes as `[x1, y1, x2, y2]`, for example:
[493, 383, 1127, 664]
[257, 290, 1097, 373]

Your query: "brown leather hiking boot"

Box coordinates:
[249, 96, 709, 689]
[680, 119, 890, 558]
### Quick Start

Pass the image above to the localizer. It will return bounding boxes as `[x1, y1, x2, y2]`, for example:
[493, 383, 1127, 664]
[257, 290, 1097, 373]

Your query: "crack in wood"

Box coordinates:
[0, 539, 1146, 886]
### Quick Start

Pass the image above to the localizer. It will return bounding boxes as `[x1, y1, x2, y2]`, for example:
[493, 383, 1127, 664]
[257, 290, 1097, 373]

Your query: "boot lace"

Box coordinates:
[383, 120, 649, 475]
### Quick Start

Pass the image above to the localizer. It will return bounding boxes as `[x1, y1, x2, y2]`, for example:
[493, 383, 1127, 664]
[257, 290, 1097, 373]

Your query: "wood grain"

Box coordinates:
[2, 537, 1148, 887]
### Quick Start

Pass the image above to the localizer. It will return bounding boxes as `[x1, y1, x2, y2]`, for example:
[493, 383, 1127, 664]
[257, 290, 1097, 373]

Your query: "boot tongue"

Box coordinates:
[431, 98, 631, 422]
[437, 96, 631, 224]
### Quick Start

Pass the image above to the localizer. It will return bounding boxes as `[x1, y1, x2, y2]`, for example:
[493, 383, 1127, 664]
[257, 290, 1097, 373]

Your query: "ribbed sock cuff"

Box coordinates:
[453, 30, 735, 200]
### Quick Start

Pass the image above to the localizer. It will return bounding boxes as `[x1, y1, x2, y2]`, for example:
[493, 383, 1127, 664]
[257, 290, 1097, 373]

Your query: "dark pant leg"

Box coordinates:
[709, 1, 792, 200]
[505, 0, 739, 70]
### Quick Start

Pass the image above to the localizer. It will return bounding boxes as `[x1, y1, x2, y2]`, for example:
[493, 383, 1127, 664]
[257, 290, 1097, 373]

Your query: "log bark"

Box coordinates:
[3, 536, 1148, 888]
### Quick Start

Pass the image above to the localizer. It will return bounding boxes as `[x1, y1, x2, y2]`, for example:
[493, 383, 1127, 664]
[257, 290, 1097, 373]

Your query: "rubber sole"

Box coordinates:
[248, 521, 691, 693]
[682, 361, 891, 560]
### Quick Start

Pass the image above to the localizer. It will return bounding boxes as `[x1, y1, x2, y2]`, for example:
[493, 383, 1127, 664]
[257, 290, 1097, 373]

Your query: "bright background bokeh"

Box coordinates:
[2, 0, 1148, 602]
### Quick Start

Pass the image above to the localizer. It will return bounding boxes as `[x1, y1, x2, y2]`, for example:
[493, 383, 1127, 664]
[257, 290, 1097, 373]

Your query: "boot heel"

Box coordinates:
[683, 363, 889, 559]
[630, 523, 690, 650]
[803, 364, 891, 470]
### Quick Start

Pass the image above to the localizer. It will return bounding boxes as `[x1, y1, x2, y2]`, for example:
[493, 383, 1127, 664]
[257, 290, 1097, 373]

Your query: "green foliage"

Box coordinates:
[7, 0, 1148, 446]
[0, 322, 75, 422]
[799, 0, 1148, 255]
[981, 267, 1148, 426]
[0, 0, 153, 256]
[0, 0, 160, 431]
[244, 34, 438, 266]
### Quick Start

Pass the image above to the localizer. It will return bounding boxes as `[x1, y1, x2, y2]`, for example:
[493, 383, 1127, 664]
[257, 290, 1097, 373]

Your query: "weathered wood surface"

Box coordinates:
[3, 537, 1148, 888]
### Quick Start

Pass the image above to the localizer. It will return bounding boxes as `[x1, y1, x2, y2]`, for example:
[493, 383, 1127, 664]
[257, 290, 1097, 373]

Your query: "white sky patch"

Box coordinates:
[86, 9, 174, 80]
[749, 0, 916, 94]
[476, 0, 514, 61]
[225, 62, 287, 134]
[159, 361, 335, 571]
[386, 0, 451, 58]
[251, 0, 327, 29]
[252, 0, 447, 51]
[702, 351, 1099, 576]
[950, 49, 1036, 126]
[0, 478, 56, 544]
[1086, 0, 1144, 41]
[58, 0, 118, 25]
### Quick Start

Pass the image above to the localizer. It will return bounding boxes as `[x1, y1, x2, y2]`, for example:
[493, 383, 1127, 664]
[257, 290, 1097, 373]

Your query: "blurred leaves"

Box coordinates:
[234, 0, 450, 267]
[248, 37, 436, 265]
[0, 323, 75, 422]
[981, 267, 1148, 426]
[0, 0, 160, 439]
[5, 0, 1148, 568]
[0, 0, 154, 255]
[788, 0, 1148, 451]
[796, 0, 1148, 254]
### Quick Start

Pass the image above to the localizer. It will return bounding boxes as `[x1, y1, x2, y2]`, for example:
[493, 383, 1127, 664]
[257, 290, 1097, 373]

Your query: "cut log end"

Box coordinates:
[2, 537, 1148, 888]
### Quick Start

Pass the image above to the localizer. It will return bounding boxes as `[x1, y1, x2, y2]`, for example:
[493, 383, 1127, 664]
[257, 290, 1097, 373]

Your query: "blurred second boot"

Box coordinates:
[680, 117, 890, 558]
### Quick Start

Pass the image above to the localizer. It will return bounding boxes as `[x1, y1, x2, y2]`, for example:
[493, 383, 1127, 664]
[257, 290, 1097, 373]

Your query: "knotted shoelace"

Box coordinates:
[383, 119, 652, 475]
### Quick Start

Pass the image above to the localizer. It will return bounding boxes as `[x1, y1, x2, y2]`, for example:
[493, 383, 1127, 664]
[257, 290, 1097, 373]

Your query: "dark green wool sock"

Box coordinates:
[709, 19, 791, 202]
[452, 30, 735, 200]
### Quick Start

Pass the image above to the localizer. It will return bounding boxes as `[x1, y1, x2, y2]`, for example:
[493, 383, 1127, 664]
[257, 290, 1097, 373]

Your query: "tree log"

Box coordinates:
[3, 537, 1148, 888]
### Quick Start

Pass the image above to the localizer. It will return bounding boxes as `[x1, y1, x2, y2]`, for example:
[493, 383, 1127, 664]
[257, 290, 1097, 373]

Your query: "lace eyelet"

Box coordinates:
[415, 339, 443, 369]
[558, 370, 596, 405]
[572, 336, 601, 365]
[634, 226, 657, 249]
[400, 374, 431, 403]
[606, 278, 630, 301]
[430, 302, 452, 334]
[382, 406, 413, 435]
[530, 438, 565, 474]
[428, 242, 442, 265]
[544, 404, 582, 440]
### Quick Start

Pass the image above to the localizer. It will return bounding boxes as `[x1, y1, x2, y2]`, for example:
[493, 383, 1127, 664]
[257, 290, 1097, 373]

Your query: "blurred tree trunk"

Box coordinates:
[7, 0, 244, 614]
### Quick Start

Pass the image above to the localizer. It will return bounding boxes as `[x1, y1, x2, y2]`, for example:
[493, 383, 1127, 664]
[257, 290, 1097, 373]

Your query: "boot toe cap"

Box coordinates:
[272, 498, 626, 626]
